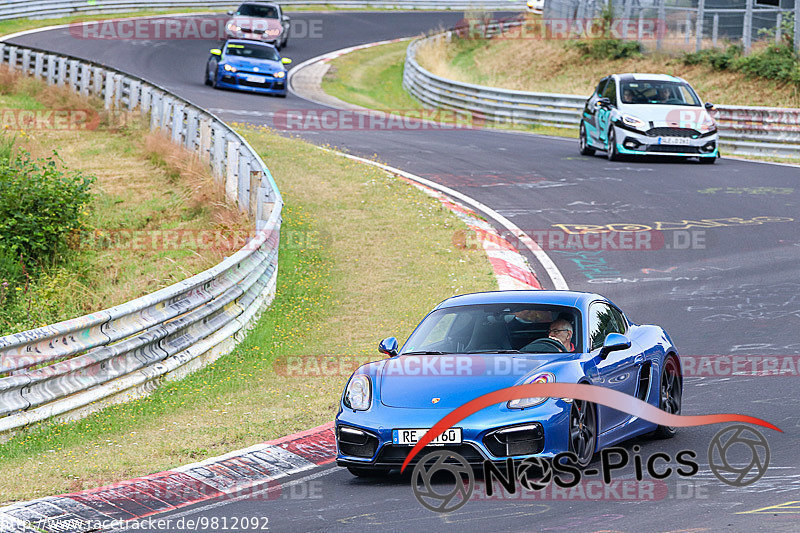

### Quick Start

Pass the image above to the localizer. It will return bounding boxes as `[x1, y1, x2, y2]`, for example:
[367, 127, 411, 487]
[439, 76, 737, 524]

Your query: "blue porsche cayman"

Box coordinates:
[205, 40, 291, 97]
[335, 290, 683, 476]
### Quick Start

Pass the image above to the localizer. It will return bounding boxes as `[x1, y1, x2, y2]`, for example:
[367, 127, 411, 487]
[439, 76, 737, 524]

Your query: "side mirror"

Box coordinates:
[210, 49, 222, 56]
[598, 97, 612, 108]
[379, 337, 399, 357]
[227, 10, 235, 16]
[704, 102, 714, 110]
[282, 15, 290, 22]
[281, 57, 292, 65]
[599, 333, 631, 359]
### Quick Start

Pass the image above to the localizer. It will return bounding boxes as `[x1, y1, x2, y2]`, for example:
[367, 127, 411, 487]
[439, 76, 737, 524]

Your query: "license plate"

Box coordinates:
[658, 136, 691, 146]
[392, 428, 462, 446]
[244, 75, 267, 83]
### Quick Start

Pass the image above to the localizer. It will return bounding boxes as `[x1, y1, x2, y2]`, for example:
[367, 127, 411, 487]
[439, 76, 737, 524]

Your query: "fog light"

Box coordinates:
[702, 141, 716, 152]
[623, 137, 641, 150]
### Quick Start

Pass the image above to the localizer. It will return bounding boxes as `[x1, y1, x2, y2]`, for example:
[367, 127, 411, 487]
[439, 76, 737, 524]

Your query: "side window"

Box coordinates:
[595, 78, 608, 96]
[588, 302, 624, 351]
[608, 306, 627, 334]
[601, 79, 617, 106]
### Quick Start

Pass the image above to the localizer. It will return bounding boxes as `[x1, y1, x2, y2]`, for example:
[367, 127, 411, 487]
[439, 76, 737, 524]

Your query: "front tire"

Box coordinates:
[698, 156, 717, 164]
[579, 122, 595, 156]
[654, 355, 682, 438]
[606, 126, 620, 161]
[569, 399, 597, 467]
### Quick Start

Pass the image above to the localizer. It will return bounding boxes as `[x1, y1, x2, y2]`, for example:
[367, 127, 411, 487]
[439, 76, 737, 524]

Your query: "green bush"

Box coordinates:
[568, 38, 642, 60]
[682, 45, 743, 70]
[0, 150, 94, 268]
[732, 44, 800, 84]
[683, 43, 800, 86]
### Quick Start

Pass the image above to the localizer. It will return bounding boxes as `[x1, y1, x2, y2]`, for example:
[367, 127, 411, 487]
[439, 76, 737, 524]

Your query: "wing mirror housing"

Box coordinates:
[227, 10, 235, 16]
[281, 57, 292, 65]
[210, 49, 222, 56]
[379, 337, 399, 357]
[705, 102, 714, 110]
[598, 97, 612, 108]
[599, 333, 631, 359]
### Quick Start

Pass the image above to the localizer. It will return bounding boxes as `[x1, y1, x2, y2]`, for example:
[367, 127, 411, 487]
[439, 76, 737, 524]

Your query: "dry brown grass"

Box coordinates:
[417, 35, 800, 107]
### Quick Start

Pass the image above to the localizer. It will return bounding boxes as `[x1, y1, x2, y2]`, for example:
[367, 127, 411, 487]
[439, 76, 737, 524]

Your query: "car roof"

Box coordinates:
[434, 290, 604, 310]
[238, 1, 280, 7]
[225, 39, 278, 50]
[614, 73, 687, 84]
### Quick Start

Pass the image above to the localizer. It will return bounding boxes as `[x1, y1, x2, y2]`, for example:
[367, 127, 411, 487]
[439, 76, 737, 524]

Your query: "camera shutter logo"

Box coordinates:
[411, 450, 474, 513]
[708, 424, 770, 487]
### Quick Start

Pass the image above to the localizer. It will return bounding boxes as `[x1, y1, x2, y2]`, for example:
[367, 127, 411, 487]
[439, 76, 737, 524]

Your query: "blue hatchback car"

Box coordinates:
[336, 291, 683, 476]
[205, 40, 291, 97]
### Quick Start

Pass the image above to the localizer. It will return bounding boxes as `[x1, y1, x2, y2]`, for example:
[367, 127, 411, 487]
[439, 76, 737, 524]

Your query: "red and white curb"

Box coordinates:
[0, 424, 335, 533]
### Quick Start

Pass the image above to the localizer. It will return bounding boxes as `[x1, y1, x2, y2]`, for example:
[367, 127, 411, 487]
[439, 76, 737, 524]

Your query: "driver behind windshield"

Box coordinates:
[521, 319, 573, 353]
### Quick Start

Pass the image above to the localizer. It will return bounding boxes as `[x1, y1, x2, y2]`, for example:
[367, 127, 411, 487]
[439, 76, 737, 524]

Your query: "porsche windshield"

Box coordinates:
[225, 44, 279, 61]
[620, 80, 701, 106]
[236, 4, 279, 18]
[402, 304, 582, 355]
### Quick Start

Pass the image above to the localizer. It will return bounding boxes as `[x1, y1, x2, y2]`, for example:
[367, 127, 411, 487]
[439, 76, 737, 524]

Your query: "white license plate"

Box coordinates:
[392, 428, 462, 446]
[658, 136, 691, 146]
[244, 75, 267, 83]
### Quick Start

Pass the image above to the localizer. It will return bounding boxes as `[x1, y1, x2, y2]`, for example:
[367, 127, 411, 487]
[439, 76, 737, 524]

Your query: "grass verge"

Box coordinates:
[0, 124, 497, 502]
[0, 68, 247, 334]
[322, 39, 574, 138]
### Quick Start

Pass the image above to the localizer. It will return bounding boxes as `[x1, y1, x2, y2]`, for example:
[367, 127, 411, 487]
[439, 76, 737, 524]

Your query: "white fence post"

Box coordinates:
[712, 13, 719, 47]
[795, 0, 800, 53]
[226, 138, 241, 204]
[744, 0, 753, 53]
[696, 0, 705, 52]
[33, 53, 44, 78]
[57, 57, 67, 85]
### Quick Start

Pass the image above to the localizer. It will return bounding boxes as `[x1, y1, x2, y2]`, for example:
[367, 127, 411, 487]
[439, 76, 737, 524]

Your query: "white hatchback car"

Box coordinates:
[579, 73, 719, 163]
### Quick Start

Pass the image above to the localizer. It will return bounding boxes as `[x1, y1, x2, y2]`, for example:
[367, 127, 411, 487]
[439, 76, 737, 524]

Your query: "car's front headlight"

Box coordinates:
[274, 71, 286, 79]
[344, 374, 371, 411]
[226, 23, 241, 33]
[508, 372, 555, 409]
[223, 64, 237, 72]
[620, 114, 648, 132]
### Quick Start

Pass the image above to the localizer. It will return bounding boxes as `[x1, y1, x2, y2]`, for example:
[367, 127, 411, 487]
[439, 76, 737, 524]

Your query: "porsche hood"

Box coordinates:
[378, 354, 564, 409]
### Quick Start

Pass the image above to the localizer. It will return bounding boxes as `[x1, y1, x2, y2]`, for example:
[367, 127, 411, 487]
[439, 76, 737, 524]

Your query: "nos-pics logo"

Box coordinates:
[411, 424, 770, 513]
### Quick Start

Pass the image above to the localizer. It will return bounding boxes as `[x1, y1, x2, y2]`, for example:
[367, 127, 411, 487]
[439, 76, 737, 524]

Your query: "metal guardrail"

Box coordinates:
[0, 41, 283, 434]
[0, 0, 527, 20]
[403, 32, 800, 158]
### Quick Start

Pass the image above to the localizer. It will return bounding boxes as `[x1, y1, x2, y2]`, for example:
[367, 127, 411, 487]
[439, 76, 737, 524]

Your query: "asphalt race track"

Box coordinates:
[11, 11, 800, 532]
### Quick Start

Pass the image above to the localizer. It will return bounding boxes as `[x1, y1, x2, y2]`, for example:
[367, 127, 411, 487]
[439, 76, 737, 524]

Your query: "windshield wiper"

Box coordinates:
[466, 349, 523, 354]
[401, 350, 450, 355]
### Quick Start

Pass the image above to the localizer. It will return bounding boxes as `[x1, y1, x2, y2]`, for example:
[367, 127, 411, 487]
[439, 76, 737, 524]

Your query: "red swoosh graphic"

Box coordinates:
[400, 383, 781, 473]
